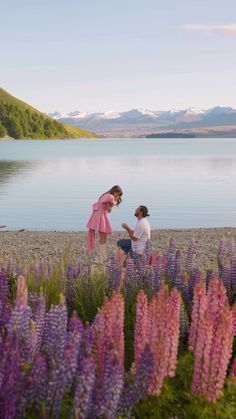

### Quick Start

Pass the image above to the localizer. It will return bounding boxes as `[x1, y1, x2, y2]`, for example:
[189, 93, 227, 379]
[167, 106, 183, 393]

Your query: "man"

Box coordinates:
[117, 205, 151, 257]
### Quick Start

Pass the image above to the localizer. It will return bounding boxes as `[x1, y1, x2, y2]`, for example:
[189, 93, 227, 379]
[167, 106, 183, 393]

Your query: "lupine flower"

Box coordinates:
[151, 255, 163, 294]
[44, 295, 67, 363]
[46, 331, 82, 418]
[231, 301, 236, 335]
[167, 288, 180, 377]
[185, 240, 195, 272]
[222, 265, 232, 302]
[134, 291, 150, 370]
[206, 304, 233, 401]
[95, 346, 124, 419]
[191, 311, 213, 397]
[16, 275, 28, 306]
[118, 345, 154, 418]
[230, 254, 236, 291]
[191, 276, 233, 402]
[167, 239, 176, 282]
[189, 276, 206, 352]
[70, 355, 96, 419]
[0, 330, 19, 419]
[27, 352, 49, 407]
[147, 283, 180, 395]
[0, 270, 10, 329]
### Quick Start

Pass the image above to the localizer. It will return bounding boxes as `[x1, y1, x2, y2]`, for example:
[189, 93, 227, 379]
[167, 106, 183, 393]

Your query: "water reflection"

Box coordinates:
[0, 139, 236, 230]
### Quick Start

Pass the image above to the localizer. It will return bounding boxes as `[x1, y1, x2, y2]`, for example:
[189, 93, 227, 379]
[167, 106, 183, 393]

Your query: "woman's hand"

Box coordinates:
[122, 223, 129, 230]
[105, 203, 112, 213]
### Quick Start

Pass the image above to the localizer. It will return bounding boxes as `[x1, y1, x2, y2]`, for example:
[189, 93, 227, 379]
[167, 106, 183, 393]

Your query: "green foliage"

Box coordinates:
[26, 260, 67, 308]
[134, 352, 236, 419]
[0, 87, 97, 139]
[123, 284, 139, 370]
[7, 273, 17, 303]
[0, 122, 7, 137]
[73, 267, 108, 323]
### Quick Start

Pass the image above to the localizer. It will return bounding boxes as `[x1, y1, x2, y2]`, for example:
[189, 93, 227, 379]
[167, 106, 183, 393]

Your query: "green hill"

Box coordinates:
[0, 87, 97, 139]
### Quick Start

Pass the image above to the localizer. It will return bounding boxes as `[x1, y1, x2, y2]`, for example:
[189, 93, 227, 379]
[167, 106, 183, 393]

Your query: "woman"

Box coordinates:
[87, 185, 123, 261]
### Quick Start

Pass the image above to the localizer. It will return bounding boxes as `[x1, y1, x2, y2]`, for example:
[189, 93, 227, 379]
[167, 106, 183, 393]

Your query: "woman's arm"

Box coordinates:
[105, 202, 113, 213]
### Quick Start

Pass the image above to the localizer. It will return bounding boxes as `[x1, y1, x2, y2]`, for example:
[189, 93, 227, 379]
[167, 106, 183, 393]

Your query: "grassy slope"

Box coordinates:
[0, 87, 97, 138]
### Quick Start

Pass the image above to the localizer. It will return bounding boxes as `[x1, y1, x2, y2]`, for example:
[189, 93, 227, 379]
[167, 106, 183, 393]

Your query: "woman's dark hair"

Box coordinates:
[100, 185, 123, 205]
[140, 205, 150, 217]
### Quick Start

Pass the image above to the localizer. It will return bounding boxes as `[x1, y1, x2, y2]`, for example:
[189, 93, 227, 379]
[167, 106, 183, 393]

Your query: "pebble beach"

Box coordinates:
[1, 227, 236, 269]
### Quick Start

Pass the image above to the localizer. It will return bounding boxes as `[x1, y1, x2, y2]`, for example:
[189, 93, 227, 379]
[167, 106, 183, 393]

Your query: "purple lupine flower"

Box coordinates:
[167, 239, 176, 283]
[222, 265, 232, 302]
[118, 345, 154, 418]
[226, 240, 234, 258]
[94, 345, 124, 419]
[173, 264, 182, 291]
[0, 270, 10, 329]
[230, 254, 236, 298]
[185, 240, 195, 272]
[108, 254, 121, 293]
[188, 268, 199, 304]
[27, 352, 49, 408]
[126, 258, 136, 281]
[70, 355, 96, 419]
[32, 293, 46, 353]
[0, 331, 19, 419]
[181, 272, 191, 309]
[46, 331, 81, 418]
[44, 296, 67, 363]
[69, 310, 84, 336]
[151, 255, 163, 294]
[7, 302, 32, 362]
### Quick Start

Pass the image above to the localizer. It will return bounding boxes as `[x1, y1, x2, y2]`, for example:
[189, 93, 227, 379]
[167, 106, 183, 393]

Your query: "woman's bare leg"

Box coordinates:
[98, 232, 107, 244]
[98, 232, 107, 262]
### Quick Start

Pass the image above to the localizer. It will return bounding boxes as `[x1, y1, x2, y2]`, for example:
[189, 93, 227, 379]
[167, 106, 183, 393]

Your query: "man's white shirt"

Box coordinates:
[132, 218, 151, 255]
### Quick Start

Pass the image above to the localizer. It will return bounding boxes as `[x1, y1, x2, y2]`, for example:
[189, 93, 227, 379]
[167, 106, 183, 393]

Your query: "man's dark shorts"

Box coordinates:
[117, 238, 141, 260]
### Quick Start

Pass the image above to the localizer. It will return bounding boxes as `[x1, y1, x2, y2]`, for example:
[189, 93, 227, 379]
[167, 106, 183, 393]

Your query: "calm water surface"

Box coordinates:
[0, 138, 236, 230]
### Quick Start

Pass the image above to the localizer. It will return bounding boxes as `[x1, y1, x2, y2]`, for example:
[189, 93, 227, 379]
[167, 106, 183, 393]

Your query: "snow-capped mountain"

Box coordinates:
[48, 106, 236, 136]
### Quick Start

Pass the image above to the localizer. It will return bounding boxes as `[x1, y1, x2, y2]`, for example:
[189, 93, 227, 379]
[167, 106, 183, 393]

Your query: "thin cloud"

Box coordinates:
[180, 24, 236, 37]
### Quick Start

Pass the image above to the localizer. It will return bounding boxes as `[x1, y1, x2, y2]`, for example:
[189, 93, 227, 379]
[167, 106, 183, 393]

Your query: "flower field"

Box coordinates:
[1, 238, 236, 418]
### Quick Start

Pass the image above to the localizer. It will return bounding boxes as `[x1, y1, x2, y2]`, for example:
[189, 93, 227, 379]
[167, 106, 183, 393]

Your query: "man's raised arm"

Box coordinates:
[122, 223, 138, 241]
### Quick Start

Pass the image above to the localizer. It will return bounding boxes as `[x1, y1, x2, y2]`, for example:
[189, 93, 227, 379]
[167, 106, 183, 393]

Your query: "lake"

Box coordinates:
[0, 138, 236, 231]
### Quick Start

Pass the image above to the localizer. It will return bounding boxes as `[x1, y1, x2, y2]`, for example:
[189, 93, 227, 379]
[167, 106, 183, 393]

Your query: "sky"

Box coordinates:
[0, 0, 236, 113]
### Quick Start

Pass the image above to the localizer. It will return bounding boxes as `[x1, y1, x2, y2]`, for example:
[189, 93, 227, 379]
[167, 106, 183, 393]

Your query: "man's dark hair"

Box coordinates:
[140, 205, 150, 217]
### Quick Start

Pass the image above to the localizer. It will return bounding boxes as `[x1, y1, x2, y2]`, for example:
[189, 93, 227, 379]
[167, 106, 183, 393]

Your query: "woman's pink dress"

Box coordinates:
[87, 193, 117, 250]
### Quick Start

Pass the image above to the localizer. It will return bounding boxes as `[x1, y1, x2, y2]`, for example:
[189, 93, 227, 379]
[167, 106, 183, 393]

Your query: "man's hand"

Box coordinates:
[122, 223, 129, 230]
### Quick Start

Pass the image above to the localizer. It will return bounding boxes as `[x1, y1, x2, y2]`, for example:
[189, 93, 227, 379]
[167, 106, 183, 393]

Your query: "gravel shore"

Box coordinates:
[0, 228, 235, 269]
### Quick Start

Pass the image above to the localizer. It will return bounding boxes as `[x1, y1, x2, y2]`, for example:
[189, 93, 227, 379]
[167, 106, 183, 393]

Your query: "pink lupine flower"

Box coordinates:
[16, 275, 28, 306]
[134, 291, 150, 370]
[167, 288, 180, 377]
[207, 304, 233, 402]
[207, 276, 228, 334]
[191, 312, 213, 396]
[231, 301, 236, 335]
[189, 278, 206, 352]
[191, 276, 233, 402]
[147, 283, 180, 396]
[94, 290, 125, 376]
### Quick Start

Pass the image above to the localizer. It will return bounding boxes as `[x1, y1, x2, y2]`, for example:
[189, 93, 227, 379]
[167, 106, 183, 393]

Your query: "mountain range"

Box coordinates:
[48, 107, 236, 137]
